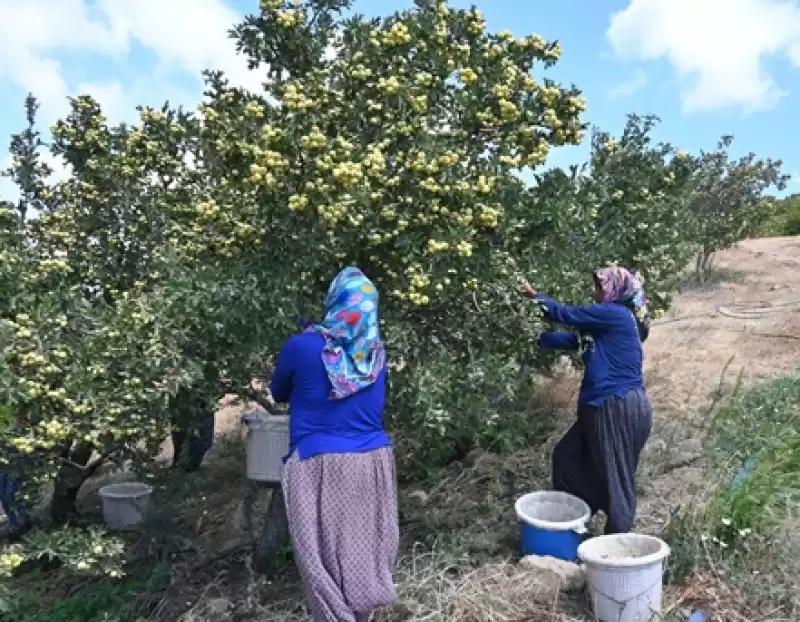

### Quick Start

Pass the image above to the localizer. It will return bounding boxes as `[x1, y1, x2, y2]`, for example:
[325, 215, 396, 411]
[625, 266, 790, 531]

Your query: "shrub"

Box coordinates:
[763, 193, 800, 237]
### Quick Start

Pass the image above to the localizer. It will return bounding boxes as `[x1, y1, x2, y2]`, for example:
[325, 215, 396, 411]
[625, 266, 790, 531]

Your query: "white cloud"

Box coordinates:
[0, 0, 262, 126]
[94, 0, 265, 94]
[75, 82, 128, 122]
[610, 69, 648, 99]
[607, 0, 800, 111]
[0, 0, 265, 201]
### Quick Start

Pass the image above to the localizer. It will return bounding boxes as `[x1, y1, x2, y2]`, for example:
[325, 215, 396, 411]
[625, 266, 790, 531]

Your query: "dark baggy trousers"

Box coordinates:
[171, 407, 215, 472]
[552, 389, 652, 534]
[1, 432, 32, 538]
[0, 468, 30, 536]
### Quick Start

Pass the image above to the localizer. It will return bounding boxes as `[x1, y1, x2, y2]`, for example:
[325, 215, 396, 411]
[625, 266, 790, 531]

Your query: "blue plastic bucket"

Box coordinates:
[515, 491, 591, 562]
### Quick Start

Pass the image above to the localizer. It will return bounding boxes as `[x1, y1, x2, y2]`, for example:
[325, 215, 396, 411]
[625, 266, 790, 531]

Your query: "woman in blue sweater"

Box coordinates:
[270, 267, 397, 622]
[525, 267, 653, 535]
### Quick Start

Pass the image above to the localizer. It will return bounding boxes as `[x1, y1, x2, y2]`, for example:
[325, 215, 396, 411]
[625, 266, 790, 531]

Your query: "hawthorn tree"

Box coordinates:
[0, 96, 279, 525]
[192, 0, 590, 471]
[691, 135, 788, 272]
[559, 114, 700, 311]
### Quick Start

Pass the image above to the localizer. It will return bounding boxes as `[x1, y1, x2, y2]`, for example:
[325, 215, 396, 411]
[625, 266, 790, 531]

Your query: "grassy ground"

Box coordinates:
[663, 376, 800, 620]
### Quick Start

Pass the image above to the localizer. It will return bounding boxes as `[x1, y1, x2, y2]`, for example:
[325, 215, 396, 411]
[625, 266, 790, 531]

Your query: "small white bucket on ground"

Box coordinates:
[578, 533, 670, 622]
[98, 482, 153, 530]
[242, 412, 290, 483]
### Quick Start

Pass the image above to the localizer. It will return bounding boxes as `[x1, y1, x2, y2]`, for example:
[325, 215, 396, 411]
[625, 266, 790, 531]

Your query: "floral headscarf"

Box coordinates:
[594, 267, 648, 321]
[311, 266, 386, 399]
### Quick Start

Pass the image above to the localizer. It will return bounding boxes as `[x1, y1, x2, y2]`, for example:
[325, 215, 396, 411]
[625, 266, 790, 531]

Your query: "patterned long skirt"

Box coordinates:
[283, 446, 399, 622]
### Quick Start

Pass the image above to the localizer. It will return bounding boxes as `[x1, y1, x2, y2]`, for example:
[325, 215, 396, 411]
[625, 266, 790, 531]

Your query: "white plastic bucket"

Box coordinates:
[578, 533, 670, 622]
[242, 413, 289, 483]
[98, 482, 153, 530]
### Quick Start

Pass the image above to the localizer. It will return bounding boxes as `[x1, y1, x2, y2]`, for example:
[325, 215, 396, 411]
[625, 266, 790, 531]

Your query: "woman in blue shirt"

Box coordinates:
[524, 267, 653, 535]
[270, 267, 397, 622]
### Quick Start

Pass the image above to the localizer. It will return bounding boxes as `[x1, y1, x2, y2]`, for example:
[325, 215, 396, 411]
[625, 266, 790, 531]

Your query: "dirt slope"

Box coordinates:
[646, 236, 800, 413]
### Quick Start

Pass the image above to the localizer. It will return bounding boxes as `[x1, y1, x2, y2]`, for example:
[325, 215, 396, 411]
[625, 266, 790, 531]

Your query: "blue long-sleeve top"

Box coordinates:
[535, 294, 644, 407]
[270, 331, 392, 461]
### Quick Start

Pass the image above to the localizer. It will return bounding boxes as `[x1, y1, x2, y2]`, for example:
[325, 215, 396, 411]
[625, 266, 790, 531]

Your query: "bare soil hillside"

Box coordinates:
[646, 236, 800, 413]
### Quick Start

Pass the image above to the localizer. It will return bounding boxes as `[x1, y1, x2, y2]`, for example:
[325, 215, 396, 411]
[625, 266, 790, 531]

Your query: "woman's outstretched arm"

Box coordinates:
[538, 332, 579, 351]
[535, 294, 618, 331]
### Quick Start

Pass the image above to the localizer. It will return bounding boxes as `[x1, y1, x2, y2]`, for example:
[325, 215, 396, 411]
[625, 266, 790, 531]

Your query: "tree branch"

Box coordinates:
[58, 449, 114, 476]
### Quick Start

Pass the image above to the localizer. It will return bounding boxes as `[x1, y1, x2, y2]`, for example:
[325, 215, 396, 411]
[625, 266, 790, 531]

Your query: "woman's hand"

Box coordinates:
[297, 317, 314, 331]
[521, 280, 536, 299]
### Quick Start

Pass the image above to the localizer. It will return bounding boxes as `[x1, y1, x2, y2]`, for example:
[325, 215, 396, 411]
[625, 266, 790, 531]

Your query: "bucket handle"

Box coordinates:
[240, 415, 252, 439]
[587, 576, 662, 618]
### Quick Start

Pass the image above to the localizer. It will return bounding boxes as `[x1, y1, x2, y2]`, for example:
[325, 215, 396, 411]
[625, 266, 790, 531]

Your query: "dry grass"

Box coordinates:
[153, 423, 703, 621]
[379, 549, 586, 622]
[256, 546, 592, 622]
[671, 559, 800, 622]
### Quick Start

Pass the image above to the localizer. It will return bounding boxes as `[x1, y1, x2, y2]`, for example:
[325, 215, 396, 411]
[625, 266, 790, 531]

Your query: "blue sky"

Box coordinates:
[2, 0, 800, 197]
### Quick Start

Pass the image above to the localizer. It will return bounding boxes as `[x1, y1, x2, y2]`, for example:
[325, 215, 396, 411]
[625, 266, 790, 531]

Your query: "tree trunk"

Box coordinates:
[252, 487, 291, 576]
[695, 248, 715, 275]
[50, 443, 94, 523]
[703, 251, 715, 273]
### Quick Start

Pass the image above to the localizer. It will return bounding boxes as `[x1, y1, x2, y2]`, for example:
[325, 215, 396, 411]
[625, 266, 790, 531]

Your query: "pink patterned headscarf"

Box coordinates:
[594, 267, 648, 321]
